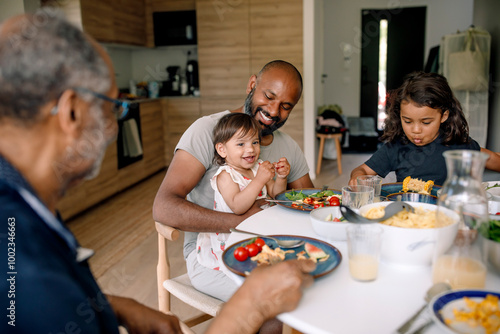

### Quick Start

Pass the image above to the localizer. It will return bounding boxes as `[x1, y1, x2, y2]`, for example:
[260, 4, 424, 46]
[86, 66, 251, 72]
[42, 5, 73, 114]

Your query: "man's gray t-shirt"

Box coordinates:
[175, 110, 310, 256]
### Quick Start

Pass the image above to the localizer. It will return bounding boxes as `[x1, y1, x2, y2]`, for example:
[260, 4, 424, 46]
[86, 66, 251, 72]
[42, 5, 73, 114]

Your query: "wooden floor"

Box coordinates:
[66, 152, 384, 333]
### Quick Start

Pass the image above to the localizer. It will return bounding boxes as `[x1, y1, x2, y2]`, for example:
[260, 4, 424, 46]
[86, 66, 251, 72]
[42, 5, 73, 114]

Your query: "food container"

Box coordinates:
[386, 192, 437, 204]
[310, 206, 350, 241]
[358, 202, 459, 266]
[483, 181, 500, 201]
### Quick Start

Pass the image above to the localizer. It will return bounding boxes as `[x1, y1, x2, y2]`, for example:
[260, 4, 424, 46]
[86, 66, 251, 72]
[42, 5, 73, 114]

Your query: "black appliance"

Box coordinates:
[160, 66, 181, 96]
[153, 10, 197, 46]
[186, 51, 199, 94]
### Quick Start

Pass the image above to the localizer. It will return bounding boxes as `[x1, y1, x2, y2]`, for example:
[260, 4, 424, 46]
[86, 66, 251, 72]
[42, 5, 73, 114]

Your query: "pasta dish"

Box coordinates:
[364, 206, 453, 229]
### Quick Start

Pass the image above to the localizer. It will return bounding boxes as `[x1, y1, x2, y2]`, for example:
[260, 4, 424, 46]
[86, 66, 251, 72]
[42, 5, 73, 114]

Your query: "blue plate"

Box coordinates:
[222, 235, 342, 278]
[429, 289, 500, 334]
[380, 182, 441, 198]
[274, 188, 342, 212]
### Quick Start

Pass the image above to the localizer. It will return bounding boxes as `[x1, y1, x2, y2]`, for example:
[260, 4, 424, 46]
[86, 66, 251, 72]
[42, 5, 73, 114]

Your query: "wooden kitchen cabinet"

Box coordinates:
[162, 97, 201, 163]
[196, 0, 251, 100]
[194, 0, 304, 149]
[57, 100, 165, 219]
[43, 0, 146, 46]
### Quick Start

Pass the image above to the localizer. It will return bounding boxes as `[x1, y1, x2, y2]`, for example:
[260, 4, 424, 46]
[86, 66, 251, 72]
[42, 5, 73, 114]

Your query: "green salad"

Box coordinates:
[284, 190, 337, 201]
[480, 219, 500, 243]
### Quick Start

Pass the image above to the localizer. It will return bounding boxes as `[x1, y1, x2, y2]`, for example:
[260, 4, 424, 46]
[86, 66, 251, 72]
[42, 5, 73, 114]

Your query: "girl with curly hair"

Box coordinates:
[349, 71, 500, 186]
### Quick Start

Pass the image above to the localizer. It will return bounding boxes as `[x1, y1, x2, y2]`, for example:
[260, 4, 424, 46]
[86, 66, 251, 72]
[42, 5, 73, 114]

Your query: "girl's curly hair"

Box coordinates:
[381, 71, 469, 145]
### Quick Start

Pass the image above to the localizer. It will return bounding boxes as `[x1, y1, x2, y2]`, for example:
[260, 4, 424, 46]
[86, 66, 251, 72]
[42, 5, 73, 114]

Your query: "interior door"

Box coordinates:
[360, 7, 427, 121]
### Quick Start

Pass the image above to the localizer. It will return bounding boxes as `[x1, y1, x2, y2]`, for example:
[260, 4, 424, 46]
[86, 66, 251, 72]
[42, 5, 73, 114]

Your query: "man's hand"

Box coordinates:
[206, 260, 316, 334]
[107, 295, 182, 334]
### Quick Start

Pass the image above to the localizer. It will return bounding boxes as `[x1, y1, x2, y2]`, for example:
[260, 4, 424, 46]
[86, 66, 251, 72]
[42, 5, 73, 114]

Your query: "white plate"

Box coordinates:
[429, 289, 500, 334]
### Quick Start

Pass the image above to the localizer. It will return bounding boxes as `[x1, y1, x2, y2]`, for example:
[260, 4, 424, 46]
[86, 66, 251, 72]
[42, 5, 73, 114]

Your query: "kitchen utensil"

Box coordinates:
[396, 282, 451, 334]
[340, 201, 415, 224]
[409, 321, 432, 334]
[229, 228, 305, 248]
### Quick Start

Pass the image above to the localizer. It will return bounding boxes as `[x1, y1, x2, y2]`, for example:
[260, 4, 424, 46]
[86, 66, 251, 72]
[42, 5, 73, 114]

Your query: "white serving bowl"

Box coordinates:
[310, 206, 350, 241]
[483, 181, 500, 201]
[488, 200, 500, 219]
[358, 202, 459, 267]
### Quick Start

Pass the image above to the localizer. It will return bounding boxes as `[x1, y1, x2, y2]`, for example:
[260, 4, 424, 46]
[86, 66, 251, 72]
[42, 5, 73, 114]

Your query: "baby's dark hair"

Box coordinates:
[213, 113, 261, 165]
[381, 71, 469, 145]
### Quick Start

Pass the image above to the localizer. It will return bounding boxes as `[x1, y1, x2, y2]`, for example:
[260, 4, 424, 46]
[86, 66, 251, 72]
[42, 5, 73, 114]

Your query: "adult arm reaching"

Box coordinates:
[206, 260, 316, 334]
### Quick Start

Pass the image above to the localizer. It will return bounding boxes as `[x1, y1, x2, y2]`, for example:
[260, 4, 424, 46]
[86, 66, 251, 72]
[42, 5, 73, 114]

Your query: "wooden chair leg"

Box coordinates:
[282, 323, 303, 334]
[334, 136, 342, 175]
[316, 135, 326, 175]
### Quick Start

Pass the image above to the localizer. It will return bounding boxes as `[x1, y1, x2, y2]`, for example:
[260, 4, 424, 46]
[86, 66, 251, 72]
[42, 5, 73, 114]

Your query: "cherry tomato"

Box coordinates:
[332, 217, 341, 222]
[291, 203, 299, 208]
[329, 197, 340, 206]
[254, 238, 266, 250]
[314, 203, 325, 209]
[234, 247, 249, 261]
[496, 212, 500, 215]
[245, 243, 260, 257]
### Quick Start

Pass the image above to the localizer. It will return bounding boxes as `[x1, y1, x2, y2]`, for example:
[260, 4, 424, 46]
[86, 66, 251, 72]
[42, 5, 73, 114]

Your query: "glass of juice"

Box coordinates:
[346, 225, 383, 282]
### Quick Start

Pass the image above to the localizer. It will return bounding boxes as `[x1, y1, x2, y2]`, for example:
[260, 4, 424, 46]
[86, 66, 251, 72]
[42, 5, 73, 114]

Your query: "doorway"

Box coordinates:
[360, 7, 426, 130]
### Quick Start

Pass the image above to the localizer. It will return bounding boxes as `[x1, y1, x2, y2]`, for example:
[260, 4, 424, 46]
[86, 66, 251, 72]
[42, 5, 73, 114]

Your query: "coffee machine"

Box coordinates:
[160, 66, 181, 96]
[185, 51, 199, 95]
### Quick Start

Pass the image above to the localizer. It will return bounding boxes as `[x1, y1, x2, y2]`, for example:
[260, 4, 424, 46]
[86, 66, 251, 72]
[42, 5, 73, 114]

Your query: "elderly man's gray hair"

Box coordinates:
[0, 9, 110, 124]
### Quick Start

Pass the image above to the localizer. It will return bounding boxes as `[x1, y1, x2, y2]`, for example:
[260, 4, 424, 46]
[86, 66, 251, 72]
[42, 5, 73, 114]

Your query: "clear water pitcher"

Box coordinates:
[432, 150, 490, 289]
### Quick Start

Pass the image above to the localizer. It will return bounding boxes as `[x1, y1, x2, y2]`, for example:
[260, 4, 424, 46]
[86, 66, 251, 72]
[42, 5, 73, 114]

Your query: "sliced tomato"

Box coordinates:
[291, 203, 299, 208]
[328, 197, 340, 206]
[303, 197, 314, 204]
[332, 217, 341, 222]
[313, 203, 325, 209]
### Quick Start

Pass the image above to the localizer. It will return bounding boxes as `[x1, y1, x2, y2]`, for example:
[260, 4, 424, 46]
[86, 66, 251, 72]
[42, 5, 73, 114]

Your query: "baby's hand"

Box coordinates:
[274, 157, 290, 179]
[256, 160, 276, 183]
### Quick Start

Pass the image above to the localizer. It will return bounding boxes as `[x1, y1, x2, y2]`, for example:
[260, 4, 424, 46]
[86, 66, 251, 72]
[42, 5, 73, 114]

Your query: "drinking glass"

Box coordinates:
[357, 175, 383, 200]
[342, 185, 374, 209]
[346, 225, 383, 281]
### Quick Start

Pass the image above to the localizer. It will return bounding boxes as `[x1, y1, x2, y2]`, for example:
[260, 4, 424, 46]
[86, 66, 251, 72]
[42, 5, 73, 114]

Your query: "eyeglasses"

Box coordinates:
[73, 87, 132, 120]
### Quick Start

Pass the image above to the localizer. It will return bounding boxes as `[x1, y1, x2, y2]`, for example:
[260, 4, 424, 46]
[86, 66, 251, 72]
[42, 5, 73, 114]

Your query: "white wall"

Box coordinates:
[473, 0, 500, 152]
[321, 0, 474, 117]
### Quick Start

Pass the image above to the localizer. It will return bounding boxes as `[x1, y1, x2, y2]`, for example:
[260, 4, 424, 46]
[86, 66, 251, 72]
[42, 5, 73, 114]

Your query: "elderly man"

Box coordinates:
[0, 11, 315, 334]
[153, 60, 314, 305]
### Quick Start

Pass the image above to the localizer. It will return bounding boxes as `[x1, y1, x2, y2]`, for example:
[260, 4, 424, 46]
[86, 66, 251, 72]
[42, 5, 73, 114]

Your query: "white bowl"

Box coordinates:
[310, 206, 350, 241]
[488, 200, 500, 219]
[483, 181, 500, 201]
[358, 202, 459, 267]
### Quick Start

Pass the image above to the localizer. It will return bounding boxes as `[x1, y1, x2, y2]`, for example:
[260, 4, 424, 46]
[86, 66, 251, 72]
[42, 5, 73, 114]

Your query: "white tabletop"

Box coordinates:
[224, 205, 500, 334]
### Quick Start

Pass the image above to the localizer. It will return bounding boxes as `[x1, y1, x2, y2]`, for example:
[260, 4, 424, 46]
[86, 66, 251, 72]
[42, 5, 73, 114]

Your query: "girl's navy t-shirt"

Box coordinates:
[365, 134, 480, 185]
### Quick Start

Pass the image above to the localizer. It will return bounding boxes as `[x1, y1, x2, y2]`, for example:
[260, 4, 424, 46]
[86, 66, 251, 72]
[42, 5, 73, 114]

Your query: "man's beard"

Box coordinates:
[58, 105, 116, 182]
[244, 88, 287, 136]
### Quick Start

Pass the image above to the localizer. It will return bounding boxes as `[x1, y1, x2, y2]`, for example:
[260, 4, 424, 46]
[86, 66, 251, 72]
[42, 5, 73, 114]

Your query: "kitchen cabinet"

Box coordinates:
[162, 97, 201, 163]
[196, 0, 251, 100]
[57, 100, 165, 219]
[42, 0, 146, 46]
[195, 0, 304, 149]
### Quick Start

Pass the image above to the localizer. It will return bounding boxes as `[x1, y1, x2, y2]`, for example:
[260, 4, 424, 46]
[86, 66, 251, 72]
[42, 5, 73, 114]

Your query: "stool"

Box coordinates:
[316, 133, 342, 176]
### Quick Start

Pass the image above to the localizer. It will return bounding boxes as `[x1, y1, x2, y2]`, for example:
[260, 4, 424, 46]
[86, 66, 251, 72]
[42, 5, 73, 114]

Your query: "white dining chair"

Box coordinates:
[155, 221, 224, 329]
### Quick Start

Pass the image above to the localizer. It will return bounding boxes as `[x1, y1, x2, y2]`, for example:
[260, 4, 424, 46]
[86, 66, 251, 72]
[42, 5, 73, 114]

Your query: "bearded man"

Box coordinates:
[153, 60, 314, 307]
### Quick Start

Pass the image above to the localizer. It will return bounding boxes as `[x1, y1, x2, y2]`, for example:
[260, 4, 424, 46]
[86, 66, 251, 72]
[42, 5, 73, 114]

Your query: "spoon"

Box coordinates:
[229, 228, 305, 248]
[396, 282, 452, 334]
[340, 201, 415, 224]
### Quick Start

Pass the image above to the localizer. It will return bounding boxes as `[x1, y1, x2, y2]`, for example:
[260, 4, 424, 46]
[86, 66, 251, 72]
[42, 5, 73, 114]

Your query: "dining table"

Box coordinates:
[223, 204, 500, 334]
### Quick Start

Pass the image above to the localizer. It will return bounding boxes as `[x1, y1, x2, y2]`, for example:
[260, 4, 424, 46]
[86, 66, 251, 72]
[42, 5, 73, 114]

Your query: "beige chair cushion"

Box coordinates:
[163, 274, 224, 318]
